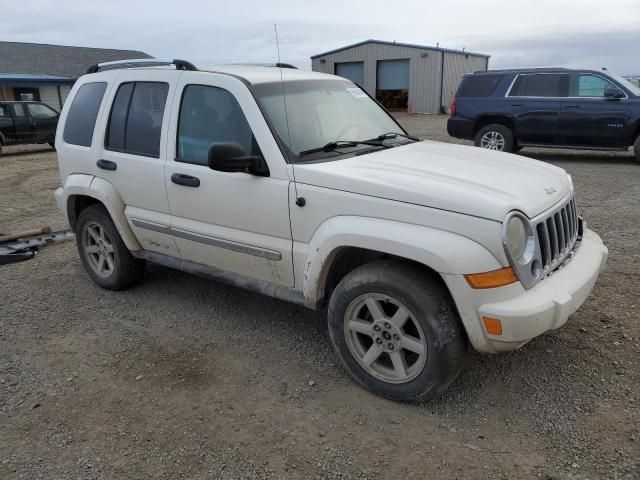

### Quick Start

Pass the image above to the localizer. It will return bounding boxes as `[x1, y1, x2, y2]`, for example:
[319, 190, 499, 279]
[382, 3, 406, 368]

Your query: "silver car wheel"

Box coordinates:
[82, 221, 115, 278]
[480, 130, 506, 150]
[344, 293, 428, 384]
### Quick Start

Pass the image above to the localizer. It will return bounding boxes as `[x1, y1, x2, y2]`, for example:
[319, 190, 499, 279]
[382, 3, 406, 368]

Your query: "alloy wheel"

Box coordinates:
[480, 131, 506, 150]
[82, 221, 115, 278]
[344, 293, 428, 384]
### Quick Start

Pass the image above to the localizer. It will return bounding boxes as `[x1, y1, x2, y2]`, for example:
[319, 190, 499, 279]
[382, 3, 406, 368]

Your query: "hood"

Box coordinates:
[293, 141, 571, 221]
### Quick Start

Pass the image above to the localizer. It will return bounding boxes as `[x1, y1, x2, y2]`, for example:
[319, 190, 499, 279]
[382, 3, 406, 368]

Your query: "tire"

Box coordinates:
[75, 204, 145, 290]
[634, 135, 640, 163]
[48, 142, 55, 150]
[0, 140, 3, 157]
[474, 124, 515, 153]
[327, 260, 465, 402]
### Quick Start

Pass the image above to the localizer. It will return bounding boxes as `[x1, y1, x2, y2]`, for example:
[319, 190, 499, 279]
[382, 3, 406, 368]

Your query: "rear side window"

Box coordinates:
[106, 82, 169, 158]
[63, 82, 107, 146]
[509, 74, 568, 97]
[458, 75, 504, 97]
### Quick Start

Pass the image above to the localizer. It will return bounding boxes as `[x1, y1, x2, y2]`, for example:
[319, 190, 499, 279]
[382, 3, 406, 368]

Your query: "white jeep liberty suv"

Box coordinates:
[55, 59, 608, 402]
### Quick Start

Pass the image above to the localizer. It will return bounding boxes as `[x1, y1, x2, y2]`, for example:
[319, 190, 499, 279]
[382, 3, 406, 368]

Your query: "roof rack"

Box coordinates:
[86, 58, 197, 74]
[227, 62, 298, 69]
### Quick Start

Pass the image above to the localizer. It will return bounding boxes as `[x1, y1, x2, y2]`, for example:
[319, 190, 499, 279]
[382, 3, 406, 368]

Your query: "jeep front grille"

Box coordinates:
[507, 194, 581, 290]
[534, 196, 580, 275]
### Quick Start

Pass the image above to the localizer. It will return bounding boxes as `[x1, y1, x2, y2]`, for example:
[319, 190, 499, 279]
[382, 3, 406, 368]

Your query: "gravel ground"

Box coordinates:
[0, 115, 638, 479]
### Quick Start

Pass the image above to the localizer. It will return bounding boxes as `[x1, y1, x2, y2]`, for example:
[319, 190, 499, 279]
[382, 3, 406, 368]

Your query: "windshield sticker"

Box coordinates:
[347, 87, 367, 98]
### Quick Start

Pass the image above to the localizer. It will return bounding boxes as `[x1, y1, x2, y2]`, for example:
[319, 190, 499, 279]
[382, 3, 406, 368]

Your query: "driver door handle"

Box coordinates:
[171, 173, 200, 187]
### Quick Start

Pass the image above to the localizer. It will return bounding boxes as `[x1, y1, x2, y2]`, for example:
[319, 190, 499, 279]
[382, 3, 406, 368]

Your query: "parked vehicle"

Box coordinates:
[54, 59, 608, 402]
[447, 68, 640, 161]
[0, 101, 59, 155]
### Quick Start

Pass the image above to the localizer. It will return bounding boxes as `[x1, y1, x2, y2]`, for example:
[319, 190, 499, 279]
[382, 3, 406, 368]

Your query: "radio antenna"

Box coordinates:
[274, 23, 304, 206]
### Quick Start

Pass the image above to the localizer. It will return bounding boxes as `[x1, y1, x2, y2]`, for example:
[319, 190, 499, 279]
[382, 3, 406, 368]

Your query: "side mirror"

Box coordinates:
[604, 86, 624, 99]
[207, 143, 269, 176]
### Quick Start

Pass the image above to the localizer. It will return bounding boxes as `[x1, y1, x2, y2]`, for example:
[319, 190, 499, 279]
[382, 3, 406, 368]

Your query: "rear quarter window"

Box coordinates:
[0, 104, 9, 117]
[458, 75, 504, 97]
[63, 82, 108, 147]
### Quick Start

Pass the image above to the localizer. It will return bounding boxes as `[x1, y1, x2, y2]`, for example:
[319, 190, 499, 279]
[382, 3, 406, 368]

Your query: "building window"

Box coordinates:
[13, 87, 40, 102]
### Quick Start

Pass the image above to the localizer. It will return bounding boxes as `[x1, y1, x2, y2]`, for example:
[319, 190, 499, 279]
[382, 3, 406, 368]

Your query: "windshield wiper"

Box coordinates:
[299, 140, 386, 156]
[374, 132, 420, 142]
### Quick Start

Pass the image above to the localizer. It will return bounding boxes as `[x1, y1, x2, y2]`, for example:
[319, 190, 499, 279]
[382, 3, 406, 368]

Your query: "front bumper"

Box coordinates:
[443, 228, 608, 353]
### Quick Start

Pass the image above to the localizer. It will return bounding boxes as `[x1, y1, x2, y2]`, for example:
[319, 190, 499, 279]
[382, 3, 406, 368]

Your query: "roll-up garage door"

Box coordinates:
[376, 59, 410, 110]
[335, 62, 364, 87]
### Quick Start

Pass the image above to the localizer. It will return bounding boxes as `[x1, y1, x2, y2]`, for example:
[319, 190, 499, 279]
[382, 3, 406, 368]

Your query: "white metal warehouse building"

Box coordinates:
[311, 39, 490, 114]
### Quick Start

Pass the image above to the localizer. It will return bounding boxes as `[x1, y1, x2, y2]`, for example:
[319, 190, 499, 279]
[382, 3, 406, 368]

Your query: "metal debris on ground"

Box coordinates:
[0, 227, 75, 265]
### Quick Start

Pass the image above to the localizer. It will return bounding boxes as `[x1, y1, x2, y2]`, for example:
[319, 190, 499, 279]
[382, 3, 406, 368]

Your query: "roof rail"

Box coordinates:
[226, 62, 298, 69]
[85, 58, 197, 74]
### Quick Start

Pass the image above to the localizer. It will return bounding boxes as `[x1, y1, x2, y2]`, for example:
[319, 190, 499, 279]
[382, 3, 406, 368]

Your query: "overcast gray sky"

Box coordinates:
[2, 0, 639, 74]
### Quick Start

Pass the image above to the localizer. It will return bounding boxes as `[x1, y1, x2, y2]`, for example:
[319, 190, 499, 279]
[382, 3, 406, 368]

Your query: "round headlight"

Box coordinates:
[505, 215, 527, 260]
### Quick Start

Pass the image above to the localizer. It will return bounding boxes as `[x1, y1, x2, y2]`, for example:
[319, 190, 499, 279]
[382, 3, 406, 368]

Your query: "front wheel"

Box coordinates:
[327, 260, 465, 402]
[474, 124, 515, 153]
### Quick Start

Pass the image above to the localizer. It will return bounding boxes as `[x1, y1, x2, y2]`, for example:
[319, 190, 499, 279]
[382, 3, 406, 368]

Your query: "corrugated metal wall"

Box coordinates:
[441, 53, 488, 110]
[312, 43, 488, 114]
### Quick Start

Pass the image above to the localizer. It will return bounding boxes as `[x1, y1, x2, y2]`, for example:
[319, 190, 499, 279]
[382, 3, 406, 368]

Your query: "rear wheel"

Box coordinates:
[327, 260, 465, 402]
[474, 124, 515, 153]
[75, 204, 145, 290]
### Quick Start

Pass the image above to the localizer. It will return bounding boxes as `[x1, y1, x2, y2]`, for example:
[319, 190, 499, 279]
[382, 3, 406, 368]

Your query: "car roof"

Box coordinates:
[84, 65, 339, 85]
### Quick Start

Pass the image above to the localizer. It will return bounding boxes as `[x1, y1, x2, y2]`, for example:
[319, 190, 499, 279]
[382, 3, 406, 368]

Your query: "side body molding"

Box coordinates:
[58, 174, 142, 251]
[301, 216, 503, 306]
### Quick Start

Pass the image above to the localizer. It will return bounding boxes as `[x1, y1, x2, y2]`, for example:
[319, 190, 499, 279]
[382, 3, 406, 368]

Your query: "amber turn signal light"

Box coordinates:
[464, 267, 518, 289]
[482, 316, 503, 335]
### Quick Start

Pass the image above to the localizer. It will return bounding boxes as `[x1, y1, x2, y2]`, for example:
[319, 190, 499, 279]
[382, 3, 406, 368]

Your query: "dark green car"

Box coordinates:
[0, 101, 59, 155]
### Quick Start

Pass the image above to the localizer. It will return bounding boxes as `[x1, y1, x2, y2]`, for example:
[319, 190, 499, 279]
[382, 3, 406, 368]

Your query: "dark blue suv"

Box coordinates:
[447, 68, 640, 161]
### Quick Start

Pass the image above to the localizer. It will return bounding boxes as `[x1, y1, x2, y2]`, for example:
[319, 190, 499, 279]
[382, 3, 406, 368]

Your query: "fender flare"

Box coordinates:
[61, 174, 141, 251]
[302, 216, 503, 305]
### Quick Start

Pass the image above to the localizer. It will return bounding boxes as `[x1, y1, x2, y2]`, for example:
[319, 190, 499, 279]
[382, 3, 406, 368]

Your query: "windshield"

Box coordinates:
[253, 79, 405, 162]
[608, 72, 640, 96]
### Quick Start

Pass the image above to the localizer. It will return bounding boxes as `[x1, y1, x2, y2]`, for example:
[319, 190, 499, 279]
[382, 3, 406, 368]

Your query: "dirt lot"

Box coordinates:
[1, 114, 638, 479]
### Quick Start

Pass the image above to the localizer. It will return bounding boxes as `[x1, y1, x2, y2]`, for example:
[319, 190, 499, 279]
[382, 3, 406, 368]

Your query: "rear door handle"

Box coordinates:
[564, 104, 580, 109]
[97, 159, 117, 171]
[171, 173, 200, 187]
[511, 104, 525, 107]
